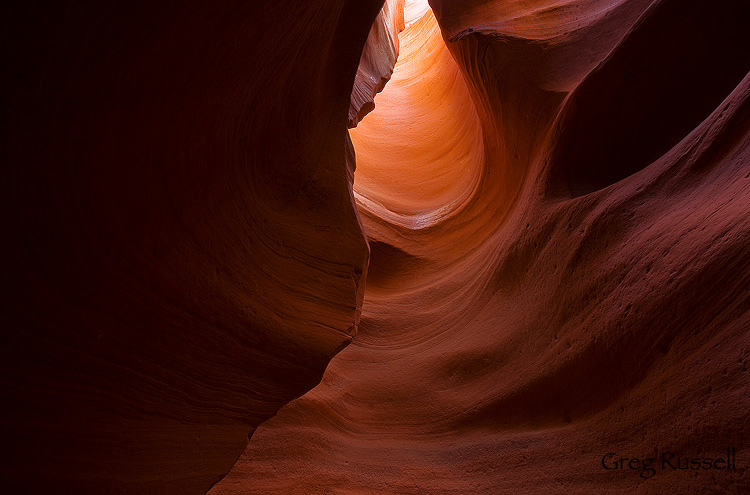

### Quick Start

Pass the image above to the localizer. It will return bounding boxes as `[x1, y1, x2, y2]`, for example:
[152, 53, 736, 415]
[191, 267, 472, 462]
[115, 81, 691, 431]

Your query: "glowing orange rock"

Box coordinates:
[351, 10, 484, 230]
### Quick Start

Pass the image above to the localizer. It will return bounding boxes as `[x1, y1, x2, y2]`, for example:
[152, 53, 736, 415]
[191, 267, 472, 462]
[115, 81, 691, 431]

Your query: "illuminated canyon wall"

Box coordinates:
[3, 0, 750, 493]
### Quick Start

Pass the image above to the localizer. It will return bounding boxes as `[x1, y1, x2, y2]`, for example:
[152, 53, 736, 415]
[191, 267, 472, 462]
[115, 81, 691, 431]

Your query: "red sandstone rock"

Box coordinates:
[3, 0, 750, 493]
[351, 10, 484, 230]
[349, 0, 405, 128]
[211, 0, 750, 493]
[1, 1, 379, 493]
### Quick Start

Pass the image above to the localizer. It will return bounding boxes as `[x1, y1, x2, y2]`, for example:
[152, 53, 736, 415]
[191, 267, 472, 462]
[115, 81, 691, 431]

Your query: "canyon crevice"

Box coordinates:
[3, 0, 750, 493]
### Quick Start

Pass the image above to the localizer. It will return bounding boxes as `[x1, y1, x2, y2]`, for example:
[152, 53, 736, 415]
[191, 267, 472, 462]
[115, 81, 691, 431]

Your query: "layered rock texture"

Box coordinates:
[211, 0, 750, 493]
[349, 0, 405, 128]
[4, 0, 750, 493]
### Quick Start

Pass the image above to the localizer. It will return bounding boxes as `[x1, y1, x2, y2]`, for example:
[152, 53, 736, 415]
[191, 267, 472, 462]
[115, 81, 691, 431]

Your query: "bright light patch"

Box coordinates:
[404, 0, 431, 27]
[350, 9, 484, 229]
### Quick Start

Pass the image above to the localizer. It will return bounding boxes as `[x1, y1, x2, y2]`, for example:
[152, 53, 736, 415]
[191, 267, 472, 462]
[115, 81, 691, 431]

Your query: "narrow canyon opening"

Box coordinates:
[350, 0, 484, 232]
[4, 0, 749, 494]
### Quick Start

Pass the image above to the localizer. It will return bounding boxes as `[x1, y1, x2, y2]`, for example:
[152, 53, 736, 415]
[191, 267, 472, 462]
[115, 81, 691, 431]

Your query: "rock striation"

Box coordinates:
[211, 0, 750, 493]
[3, 0, 750, 493]
[349, 0, 406, 128]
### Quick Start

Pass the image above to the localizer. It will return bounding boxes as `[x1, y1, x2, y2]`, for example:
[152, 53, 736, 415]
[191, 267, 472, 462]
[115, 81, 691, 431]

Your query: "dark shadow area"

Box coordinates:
[551, 0, 750, 197]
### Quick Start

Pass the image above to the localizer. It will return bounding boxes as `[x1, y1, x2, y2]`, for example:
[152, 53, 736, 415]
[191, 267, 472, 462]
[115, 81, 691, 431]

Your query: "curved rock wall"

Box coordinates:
[211, 0, 750, 493]
[349, 0, 405, 128]
[2, 1, 381, 493]
[4, 0, 749, 493]
[351, 10, 485, 230]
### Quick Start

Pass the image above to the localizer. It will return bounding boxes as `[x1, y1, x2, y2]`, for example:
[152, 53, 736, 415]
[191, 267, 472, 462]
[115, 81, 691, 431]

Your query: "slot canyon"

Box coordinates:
[3, 0, 750, 493]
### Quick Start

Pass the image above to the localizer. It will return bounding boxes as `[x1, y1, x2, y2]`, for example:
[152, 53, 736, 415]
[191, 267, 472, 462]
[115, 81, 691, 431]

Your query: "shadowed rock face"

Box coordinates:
[4, 0, 750, 494]
[2, 1, 378, 493]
